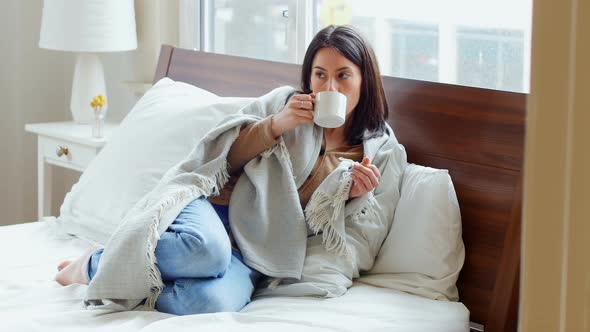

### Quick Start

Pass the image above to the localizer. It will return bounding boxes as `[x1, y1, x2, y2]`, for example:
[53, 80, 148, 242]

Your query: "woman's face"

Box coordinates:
[310, 47, 362, 116]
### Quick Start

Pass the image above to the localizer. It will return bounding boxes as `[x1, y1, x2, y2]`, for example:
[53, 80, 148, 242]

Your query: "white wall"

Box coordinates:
[0, 0, 72, 225]
[0, 0, 178, 226]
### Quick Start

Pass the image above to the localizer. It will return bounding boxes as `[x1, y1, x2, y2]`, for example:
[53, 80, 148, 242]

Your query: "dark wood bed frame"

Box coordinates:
[154, 45, 525, 332]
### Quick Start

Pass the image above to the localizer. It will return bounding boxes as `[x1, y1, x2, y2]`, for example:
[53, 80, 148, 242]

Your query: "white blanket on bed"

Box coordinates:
[0, 218, 470, 332]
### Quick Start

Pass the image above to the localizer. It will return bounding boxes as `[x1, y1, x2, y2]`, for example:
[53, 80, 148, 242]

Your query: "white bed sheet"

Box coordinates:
[0, 218, 469, 332]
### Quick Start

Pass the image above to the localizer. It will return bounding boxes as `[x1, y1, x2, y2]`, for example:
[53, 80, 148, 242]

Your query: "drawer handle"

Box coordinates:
[56, 145, 69, 157]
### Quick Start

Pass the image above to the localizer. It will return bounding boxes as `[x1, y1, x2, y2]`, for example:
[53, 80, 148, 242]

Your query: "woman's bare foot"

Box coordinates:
[55, 245, 102, 286]
[57, 260, 72, 272]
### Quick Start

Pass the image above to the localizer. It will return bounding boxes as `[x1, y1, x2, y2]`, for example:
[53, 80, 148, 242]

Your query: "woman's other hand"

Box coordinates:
[271, 93, 316, 138]
[349, 157, 381, 199]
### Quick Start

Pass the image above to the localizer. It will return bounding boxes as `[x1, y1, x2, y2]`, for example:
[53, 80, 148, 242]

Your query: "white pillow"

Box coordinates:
[360, 163, 465, 301]
[58, 77, 254, 244]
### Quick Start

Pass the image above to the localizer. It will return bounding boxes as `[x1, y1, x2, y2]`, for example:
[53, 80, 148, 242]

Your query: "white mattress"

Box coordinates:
[0, 219, 469, 331]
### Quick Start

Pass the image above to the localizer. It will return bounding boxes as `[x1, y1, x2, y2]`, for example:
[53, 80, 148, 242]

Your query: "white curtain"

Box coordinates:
[134, 0, 180, 84]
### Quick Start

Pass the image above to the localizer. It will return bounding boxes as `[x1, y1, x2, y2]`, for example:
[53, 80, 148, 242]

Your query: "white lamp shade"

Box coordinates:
[39, 0, 137, 52]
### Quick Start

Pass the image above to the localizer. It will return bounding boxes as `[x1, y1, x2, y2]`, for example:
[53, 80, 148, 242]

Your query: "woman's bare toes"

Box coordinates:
[57, 260, 72, 272]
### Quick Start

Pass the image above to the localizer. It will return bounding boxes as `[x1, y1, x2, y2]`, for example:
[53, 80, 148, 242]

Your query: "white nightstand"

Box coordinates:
[25, 121, 119, 219]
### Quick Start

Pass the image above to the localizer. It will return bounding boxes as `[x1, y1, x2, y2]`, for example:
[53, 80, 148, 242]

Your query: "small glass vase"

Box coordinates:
[92, 112, 105, 139]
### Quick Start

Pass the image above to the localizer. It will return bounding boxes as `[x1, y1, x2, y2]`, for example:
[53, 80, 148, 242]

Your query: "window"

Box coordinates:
[207, 0, 292, 63]
[180, 0, 532, 93]
[456, 28, 525, 92]
[390, 21, 439, 83]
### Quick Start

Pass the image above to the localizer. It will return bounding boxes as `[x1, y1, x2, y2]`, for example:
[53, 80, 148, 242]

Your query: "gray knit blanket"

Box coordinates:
[84, 86, 407, 311]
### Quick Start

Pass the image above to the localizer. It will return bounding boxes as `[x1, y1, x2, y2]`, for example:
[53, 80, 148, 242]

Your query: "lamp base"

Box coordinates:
[70, 53, 108, 124]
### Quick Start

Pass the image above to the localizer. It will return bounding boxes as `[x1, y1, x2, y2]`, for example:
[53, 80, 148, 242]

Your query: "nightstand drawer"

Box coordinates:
[26, 121, 118, 219]
[40, 136, 98, 170]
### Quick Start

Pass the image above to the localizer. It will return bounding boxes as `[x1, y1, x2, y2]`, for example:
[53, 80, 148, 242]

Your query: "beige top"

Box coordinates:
[208, 116, 364, 208]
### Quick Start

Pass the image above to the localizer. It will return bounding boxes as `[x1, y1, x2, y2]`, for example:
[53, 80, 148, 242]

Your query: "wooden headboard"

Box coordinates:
[154, 45, 525, 332]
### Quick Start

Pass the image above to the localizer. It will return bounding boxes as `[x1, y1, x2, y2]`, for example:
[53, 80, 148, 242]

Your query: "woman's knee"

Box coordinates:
[176, 231, 232, 276]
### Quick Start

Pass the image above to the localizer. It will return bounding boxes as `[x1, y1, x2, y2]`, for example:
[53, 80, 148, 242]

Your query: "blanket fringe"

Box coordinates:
[145, 216, 165, 309]
[262, 141, 295, 179]
[143, 167, 232, 309]
[268, 277, 283, 289]
[278, 141, 294, 177]
[261, 144, 279, 158]
[331, 171, 353, 219]
[304, 171, 353, 256]
[212, 158, 231, 197]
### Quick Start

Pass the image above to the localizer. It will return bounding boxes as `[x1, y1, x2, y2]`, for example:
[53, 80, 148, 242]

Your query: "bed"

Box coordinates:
[1, 45, 525, 332]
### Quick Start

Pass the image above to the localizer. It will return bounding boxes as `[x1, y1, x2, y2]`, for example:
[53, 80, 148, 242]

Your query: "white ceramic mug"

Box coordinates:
[313, 91, 347, 128]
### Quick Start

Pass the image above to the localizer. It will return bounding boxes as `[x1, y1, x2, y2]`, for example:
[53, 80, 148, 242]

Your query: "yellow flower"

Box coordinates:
[90, 94, 107, 110]
[97, 94, 106, 106]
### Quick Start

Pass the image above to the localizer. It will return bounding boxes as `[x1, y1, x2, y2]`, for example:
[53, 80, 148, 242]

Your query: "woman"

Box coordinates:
[56, 25, 398, 315]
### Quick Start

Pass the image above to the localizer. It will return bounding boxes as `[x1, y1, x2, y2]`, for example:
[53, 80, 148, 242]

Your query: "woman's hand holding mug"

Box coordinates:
[271, 93, 316, 138]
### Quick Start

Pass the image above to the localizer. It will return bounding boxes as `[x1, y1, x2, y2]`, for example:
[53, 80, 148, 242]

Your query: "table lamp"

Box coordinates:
[39, 0, 137, 124]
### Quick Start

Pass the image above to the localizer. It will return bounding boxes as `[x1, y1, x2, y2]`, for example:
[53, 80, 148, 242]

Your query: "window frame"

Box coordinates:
[178, 0, 531, 93]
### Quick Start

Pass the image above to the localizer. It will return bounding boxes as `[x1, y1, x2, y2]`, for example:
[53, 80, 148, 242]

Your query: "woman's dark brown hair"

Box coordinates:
[301, 25, 389, 145]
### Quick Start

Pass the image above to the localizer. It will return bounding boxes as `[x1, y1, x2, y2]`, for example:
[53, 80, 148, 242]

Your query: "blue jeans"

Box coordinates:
[87, 197, 262, 315]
